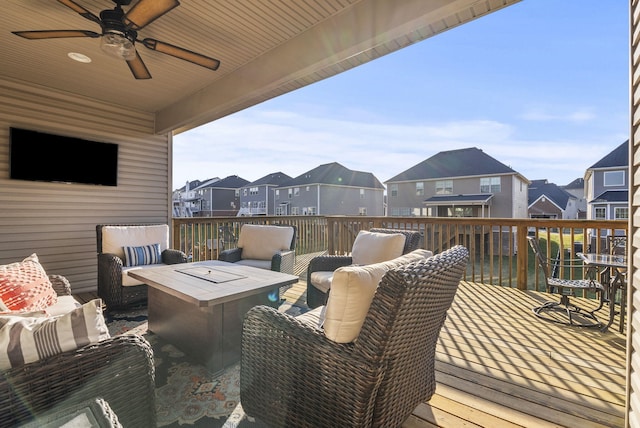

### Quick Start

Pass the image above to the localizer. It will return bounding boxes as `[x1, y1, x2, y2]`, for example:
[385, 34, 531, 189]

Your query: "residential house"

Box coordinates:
[385, 147, 529, 218]
[585, 140, 629, 222]
[584, 140, 629, 248]
[172, 179, 206, 217]
[528, 179, 579, 219]
[238, 172, 292, 216]
[274, 162, 384, 216]
[563, 177, 587, 219]
[192, 175, 250, 217]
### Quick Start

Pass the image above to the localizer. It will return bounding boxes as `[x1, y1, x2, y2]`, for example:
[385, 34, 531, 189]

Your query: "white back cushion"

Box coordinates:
[237, 224, 294, 260]
[323, 249, 433, 343]
[102, 225, 169, 260]
[351, 231, 406, 265]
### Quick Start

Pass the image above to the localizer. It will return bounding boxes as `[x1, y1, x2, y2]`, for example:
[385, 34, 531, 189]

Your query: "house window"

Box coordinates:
[243, 188, 247, 196]
[390, 207, 415, 216]
[275, 206, 285, 215]
[360, 189, 365, 199]
[306, 186, 310, 191]
[615, 207, 629, 219]
[435, 180, 453, 195]
[604, 171, 625, 186]
[288, 189, 293, 199]
[307, 206, 317, 215]
[234, 190, 240, 197]
[449, 207, 473, 217]
[416, 182, 424, 196]
[390, 184, 398, 197]
[595, 207, 606, 219]
[275, 189, 280, 199]
[250, 187, 259, 195]
[291, 207, 300, 215]
[359, 207, 367, 215]
[294, 187, 300, 196]
[480, 177, 501, 193]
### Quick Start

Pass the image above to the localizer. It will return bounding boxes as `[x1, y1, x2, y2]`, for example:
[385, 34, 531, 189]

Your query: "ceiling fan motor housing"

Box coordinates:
[99, 7, 137, 60]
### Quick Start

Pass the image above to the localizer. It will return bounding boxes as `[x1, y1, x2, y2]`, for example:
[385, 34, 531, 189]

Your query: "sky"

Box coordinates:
[172, 0, 629, 190]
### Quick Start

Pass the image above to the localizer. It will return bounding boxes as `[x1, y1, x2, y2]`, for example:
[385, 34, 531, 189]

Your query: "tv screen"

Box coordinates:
[10, 127, 118, 186]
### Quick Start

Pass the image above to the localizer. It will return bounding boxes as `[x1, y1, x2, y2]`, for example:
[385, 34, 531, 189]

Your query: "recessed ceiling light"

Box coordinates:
[68, 52, 91, 63]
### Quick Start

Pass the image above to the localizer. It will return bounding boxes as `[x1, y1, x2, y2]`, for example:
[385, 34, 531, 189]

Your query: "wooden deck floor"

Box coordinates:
[283, 280, 626, 428]
[80, 253, 626, 428]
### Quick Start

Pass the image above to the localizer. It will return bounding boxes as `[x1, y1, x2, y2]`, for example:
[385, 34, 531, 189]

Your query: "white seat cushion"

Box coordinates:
[45, 295, 82, 316]
[323, 249, 433, 343]
[310, 271, 333, 293]
[122, 263, 165, 286]
[237, 224, 293, 261]
[351, 231, 406, 265]
[236, 259, 272, 270]
[102, 225, 170, 260]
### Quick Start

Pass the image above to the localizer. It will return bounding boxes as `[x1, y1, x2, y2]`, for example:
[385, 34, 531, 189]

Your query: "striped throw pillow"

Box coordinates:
[123, 243, 161, 267]
[0, 299, 109, 369]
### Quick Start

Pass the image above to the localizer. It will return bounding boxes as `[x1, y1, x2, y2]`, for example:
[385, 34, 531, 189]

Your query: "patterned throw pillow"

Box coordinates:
[0, 254, 57, 311]
[0, 299, 109, 369]
[123, 243, 161, 267]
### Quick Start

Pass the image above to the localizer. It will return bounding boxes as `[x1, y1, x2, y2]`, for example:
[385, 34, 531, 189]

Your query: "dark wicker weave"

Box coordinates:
[96, 224, 188, 310]
[219, 225, 297, 275]
[306, 228, 423, 308]
[242, 245, 468, 428]
[0, 276, 156, 427]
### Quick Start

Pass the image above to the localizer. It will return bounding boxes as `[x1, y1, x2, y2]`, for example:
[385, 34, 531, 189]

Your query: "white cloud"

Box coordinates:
[173, 108, 615, 188]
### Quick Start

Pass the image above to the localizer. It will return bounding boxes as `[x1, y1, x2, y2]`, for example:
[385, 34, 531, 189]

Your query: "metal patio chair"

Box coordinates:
[527, 236, 605, 327]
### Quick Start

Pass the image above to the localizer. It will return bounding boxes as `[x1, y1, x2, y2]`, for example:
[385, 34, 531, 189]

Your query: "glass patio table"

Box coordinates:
[576, 252, 627, 332]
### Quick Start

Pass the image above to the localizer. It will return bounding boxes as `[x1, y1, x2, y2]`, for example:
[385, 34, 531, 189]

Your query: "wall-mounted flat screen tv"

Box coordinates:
[10, 127, 118, 186]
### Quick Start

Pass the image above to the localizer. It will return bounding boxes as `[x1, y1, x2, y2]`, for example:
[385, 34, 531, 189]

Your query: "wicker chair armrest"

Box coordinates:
[0, 334, 156, 428]
[48, 274, 72, 296]
[271, 250, 295, 274]
[241, 305, 383, 427]
[307, 255, 354, 274]
[98, 252, 124, 268]
[162, 248, 188, 264]
[219, 248, 242, 263]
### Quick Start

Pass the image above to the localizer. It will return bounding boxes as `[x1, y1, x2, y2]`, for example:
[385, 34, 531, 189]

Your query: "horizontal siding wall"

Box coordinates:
[0, 77, 171, 292]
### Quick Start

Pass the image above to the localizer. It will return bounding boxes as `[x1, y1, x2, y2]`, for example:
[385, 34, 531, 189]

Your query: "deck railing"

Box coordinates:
[172, 216, 627, 292]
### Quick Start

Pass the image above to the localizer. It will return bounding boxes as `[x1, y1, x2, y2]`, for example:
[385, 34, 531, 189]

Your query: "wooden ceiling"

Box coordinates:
[1, 0, 520, 134]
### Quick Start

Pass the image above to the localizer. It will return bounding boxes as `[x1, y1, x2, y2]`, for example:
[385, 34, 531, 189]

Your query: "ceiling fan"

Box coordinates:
[12, 0, 220, 79]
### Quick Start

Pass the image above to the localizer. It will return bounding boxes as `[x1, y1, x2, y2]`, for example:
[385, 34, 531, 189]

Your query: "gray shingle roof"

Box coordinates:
[528, 182, 573, 208]
[248, 172, 292, 186]
[563, 177, 584, 189]
[280, 162, 384, 189]
[208, 175, 250, 189]
[385, 147, 516, 183]
[423, 194, 493, 205]
[590, 140, 629, 169]
[590, 190, 629, 203]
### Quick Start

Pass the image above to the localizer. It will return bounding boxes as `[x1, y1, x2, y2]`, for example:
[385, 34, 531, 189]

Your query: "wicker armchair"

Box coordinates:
[242, 245, 468, 428]
[97, 224, 188, 310]
[306, 228, 422, 308]
[0, 275, 156, 427]
[218, 224, 296, 274]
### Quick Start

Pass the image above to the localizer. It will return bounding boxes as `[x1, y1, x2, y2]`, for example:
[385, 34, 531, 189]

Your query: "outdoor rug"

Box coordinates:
[105, 292, 308, 427]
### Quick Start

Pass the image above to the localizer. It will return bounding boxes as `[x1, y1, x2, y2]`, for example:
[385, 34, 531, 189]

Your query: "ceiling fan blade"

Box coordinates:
[12, 30, 100, 40]
[142, 38, 220, 71]
[57, 0, 101, 25]
[123, 0, 180, 31]
[126, 51, 152, 80]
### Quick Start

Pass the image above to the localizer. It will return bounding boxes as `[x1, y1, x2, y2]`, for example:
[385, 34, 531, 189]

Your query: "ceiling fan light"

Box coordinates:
[100, 30, 136, 60]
